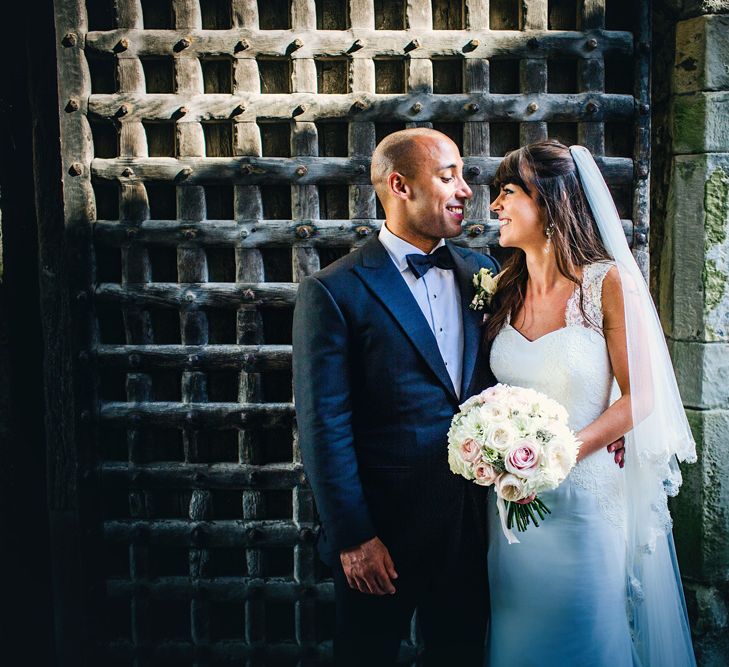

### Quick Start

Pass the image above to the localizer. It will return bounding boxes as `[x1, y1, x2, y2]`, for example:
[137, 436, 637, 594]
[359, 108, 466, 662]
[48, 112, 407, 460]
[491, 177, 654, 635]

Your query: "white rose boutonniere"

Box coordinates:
[469, 267, 499, 311]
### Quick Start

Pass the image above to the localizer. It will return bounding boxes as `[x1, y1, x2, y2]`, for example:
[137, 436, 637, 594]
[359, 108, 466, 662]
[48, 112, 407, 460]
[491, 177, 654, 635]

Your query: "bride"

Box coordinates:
[484, 141, 696, 666]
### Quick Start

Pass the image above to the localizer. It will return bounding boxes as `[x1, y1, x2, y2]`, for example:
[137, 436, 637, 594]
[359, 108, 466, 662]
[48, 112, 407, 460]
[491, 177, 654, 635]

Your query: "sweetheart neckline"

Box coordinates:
[504, 323, 583, 344]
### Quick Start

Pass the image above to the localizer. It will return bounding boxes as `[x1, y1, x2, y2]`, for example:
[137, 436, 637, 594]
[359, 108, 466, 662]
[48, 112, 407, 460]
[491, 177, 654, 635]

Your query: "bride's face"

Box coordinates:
[490, 182, 546, 250]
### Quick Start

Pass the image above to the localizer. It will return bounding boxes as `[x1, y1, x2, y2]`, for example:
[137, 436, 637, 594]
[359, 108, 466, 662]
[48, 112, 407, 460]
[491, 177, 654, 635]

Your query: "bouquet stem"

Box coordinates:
[506, 497, 551, 532]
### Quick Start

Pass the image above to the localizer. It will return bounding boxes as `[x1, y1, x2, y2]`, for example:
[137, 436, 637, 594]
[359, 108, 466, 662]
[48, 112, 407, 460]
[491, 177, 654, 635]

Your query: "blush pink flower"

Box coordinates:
[504, 440, 541, 477]
[459, 438, 482, 463]
[473, 462, 500, 486]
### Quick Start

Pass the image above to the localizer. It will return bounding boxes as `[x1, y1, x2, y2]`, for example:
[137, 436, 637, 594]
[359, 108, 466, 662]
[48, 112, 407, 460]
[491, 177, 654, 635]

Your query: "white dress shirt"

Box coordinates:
[379, 223, 464, 396]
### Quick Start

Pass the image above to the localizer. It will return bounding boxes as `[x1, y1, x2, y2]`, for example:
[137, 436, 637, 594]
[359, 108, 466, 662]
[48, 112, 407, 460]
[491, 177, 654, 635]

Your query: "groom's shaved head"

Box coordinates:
[371, 128, 454, 198]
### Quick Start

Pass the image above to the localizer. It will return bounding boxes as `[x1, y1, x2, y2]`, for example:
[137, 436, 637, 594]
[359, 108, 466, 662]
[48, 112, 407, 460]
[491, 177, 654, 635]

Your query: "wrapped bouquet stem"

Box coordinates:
[448, 383, 581, 544]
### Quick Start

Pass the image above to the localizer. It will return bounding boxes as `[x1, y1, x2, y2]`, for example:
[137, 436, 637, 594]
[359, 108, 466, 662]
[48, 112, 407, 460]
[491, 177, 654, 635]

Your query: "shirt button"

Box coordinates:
[439, 328, 443, 332]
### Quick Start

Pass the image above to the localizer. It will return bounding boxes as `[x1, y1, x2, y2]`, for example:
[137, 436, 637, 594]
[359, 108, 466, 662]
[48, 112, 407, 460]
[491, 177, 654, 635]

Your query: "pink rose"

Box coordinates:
[473, 462, 500, 486]
[459, 438, 482, 463]
[504, 441, 541, 477]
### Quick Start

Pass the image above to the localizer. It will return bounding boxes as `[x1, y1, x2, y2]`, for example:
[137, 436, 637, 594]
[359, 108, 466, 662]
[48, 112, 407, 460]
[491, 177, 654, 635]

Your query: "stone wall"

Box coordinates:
[659, 2, 729, 663]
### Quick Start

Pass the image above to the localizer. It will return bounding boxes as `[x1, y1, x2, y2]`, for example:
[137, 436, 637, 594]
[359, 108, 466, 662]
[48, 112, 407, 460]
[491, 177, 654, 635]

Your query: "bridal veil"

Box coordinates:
[570, 145, 696, 666]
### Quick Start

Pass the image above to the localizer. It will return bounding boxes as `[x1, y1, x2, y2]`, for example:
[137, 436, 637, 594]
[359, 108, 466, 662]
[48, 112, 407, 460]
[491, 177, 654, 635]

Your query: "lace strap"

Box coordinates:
[565, 262, 615, 330]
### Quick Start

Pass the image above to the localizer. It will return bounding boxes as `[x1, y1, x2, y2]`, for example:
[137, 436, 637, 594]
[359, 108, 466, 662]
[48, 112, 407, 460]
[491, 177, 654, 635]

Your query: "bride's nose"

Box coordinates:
[490, 195, 502, 211]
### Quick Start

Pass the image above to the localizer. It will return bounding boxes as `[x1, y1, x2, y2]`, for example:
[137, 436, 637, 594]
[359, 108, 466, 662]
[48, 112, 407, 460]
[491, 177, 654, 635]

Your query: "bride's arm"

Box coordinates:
[575, 266, 632, 463]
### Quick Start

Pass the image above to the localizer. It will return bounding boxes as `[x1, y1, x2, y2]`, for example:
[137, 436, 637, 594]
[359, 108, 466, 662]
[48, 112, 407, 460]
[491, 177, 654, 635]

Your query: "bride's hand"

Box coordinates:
[607, 436, 626, 468]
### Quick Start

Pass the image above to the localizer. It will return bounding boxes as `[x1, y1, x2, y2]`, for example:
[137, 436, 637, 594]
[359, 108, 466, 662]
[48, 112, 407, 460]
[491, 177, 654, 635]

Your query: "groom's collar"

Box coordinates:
[378, 222, 446, 274]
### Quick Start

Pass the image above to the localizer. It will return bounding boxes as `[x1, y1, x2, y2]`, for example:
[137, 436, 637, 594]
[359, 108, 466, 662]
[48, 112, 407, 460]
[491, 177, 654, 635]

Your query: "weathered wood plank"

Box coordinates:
[85, 28, 633, 59]
[94, 282, 297, 307]
[93, 216, 637, 247]
[632, 0, 651, 275]
[91, 151, 634, 184]
[104, 518, 310, 546]
[88, 91, 635, 123]
[106, 577, 333, 601]
[101, 461, 305, 490]
[99, 401, 295, 428]
[94, 344, 292, 371]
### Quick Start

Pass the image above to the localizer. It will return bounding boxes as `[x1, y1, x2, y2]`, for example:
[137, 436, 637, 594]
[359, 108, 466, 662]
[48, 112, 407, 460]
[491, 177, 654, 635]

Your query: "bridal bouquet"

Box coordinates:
[447, 383, 580, 544]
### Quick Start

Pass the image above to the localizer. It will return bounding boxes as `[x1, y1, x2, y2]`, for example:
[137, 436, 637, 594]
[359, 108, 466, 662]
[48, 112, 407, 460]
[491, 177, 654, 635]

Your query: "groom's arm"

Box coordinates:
[293, 276, 376, 554]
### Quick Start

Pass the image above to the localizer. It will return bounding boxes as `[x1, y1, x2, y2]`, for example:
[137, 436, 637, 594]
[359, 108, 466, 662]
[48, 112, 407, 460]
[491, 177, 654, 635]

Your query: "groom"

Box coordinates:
[293, 128, 498, 666]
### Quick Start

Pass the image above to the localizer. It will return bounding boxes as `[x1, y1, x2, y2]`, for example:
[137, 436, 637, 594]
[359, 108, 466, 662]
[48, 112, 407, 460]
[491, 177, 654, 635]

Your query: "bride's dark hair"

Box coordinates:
[485, 140, 611, 342]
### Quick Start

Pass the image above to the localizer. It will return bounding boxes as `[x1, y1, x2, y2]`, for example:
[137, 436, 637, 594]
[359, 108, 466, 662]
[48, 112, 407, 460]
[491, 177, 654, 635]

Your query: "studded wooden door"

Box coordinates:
[50, 0, 647, 664]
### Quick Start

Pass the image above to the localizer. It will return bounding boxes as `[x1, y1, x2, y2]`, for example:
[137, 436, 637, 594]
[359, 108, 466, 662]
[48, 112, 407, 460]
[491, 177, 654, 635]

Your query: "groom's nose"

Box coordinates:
[458, 177, 473, 199]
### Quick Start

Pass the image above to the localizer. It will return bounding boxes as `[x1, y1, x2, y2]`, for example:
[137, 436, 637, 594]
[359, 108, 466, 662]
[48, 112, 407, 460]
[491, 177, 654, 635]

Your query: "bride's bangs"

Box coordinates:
[493, 148, 532, 194]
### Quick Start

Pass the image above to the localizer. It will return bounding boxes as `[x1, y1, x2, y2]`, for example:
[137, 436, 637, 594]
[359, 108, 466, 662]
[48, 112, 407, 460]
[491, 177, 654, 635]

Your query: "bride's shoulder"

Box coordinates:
[582, 262, 618, 299]
[572, 262, 619, 329]
[599, 264, 624, 316]
[582, 260, 617, 285]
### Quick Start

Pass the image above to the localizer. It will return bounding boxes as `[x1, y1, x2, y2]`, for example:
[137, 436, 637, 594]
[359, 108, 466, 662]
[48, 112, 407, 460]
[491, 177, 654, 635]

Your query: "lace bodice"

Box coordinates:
[490, 262, 626, 529]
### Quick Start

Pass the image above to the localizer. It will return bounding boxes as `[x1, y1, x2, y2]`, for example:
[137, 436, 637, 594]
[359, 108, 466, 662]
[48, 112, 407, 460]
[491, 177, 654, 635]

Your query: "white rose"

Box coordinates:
[478, 402, 509, 424]
[544, 440, 577, 481]
[484, 423, 517, 452]
[479, 270, 498, 295]
[494, 473, 528, 502]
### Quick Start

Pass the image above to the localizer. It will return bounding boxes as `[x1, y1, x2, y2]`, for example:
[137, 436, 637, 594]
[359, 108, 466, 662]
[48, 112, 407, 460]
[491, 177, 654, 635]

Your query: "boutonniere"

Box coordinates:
[469, 267, 499, 311]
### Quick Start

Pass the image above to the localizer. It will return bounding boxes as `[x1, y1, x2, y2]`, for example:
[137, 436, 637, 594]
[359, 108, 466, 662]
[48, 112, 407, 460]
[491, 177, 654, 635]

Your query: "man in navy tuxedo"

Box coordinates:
[293, 129, 499, 666]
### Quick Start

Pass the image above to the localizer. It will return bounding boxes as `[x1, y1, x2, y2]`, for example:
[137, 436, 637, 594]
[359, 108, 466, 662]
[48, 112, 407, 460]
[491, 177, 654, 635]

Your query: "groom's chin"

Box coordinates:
[442, 221, 464, 238]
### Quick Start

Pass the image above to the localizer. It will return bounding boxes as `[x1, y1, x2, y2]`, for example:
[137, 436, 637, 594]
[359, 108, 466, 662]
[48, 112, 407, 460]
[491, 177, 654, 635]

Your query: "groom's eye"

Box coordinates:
[441, 176, 454, 183]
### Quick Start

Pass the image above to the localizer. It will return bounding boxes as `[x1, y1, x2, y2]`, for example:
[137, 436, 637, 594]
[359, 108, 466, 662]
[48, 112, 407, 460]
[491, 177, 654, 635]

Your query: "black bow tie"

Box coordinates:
[405, 246, 456, 279]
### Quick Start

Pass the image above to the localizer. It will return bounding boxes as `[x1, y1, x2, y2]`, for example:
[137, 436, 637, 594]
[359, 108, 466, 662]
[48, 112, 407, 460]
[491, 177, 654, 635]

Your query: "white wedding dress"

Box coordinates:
[487, 262, 665, 666]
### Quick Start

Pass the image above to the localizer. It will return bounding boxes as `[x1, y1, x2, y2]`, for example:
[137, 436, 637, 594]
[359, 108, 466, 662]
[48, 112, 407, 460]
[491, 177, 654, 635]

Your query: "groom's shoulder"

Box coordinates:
[450, 242, 500, 273]
[305, 241, 368, 291]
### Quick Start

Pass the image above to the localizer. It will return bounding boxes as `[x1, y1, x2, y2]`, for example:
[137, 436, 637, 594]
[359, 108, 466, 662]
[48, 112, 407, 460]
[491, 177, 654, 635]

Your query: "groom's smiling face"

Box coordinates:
[384, 135, 473, 251]
[402, 136, 472, 244]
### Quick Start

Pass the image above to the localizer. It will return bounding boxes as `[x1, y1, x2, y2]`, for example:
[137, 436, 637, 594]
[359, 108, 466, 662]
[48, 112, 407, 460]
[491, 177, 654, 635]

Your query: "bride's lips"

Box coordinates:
[498, 217, 511, 229]
[446, 205, 464, 221]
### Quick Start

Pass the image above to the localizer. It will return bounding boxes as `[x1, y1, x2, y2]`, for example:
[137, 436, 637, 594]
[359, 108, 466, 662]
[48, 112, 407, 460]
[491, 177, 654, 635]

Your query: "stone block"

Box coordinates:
[685, 583, 729, 635]
[680, 0, 729, 19]
[669, 340, 729, 408]
[660, 154, 729, 341]
[672, 409, 729, 583]
[672, 92, 729, 153]
[683, 583, 729, 666]
[675, 14, 729, 93]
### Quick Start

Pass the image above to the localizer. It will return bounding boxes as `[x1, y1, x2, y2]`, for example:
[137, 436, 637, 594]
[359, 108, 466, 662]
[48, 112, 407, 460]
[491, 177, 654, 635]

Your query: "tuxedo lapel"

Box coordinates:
[353, 238, 458, 401]
[448, 242, 483, 399]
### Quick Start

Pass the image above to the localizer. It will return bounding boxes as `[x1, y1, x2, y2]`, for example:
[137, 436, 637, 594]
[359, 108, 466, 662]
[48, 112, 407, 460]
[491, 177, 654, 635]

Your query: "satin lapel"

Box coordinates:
[353, 238, 458, 401]
[448, 243, 482, 398]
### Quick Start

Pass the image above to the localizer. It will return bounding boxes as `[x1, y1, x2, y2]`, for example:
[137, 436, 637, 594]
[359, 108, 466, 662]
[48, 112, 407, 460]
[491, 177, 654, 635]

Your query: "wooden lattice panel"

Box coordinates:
[51, 0, 648, 663]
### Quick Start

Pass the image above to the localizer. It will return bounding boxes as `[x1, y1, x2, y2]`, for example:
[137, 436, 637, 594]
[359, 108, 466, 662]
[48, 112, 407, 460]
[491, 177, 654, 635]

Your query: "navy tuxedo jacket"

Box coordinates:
[292, 237, 499, 566]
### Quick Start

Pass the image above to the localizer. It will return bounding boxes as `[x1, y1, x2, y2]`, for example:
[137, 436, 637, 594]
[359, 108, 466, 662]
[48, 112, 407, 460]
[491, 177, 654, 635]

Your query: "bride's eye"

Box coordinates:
[441, 177, 455, 183]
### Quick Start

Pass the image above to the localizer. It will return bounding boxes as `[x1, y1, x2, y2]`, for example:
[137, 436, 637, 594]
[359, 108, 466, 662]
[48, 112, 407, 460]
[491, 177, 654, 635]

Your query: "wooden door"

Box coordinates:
[51, 0, 646, 663]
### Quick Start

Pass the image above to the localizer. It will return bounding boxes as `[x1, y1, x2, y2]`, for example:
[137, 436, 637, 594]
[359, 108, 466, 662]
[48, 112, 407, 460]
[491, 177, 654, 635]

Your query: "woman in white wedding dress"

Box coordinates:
[484, 141, 696, 666]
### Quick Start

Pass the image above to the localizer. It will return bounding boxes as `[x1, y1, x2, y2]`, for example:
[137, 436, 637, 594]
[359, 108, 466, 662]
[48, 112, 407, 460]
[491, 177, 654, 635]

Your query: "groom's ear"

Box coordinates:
[388, 171, 410, 200]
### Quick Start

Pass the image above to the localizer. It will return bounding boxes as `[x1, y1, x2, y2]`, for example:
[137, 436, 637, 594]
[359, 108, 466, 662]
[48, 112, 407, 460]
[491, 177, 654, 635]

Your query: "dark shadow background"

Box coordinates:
[0, 0, 57, 662]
